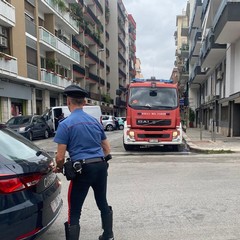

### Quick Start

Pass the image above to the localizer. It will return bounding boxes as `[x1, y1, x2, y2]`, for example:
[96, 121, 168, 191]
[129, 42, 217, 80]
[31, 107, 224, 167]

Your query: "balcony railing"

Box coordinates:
[89, 91, 101, 101]
[84, 25, 104, 48]
[86, 6, 103, 32]
[93, 0, 103, 14]
[0, 53, 18, 77]
[73, 64, 85, 76]
[118, 52, 126, 65]
[39, 27, 80, 63]
[0, 0, 15, 27]
[43, 0, 78, 32]
[41, 69, 72, 88]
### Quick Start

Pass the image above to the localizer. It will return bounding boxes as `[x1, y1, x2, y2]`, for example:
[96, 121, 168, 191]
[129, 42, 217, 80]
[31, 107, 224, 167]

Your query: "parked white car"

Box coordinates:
[102, 115, 116, 131]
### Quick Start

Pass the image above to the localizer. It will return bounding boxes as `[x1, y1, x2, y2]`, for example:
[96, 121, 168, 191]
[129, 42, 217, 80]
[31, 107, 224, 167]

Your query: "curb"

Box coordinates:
[185, 141, 234, 154]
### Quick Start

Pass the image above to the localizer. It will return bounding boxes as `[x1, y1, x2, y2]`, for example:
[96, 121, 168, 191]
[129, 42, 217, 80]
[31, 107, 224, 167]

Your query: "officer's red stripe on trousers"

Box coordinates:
[68, 181, 73, 224]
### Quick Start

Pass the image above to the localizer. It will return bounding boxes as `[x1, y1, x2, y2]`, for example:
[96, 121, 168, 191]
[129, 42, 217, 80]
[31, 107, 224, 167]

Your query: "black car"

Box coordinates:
[0, 124, 62, 240]
[6, 115, 51, 141]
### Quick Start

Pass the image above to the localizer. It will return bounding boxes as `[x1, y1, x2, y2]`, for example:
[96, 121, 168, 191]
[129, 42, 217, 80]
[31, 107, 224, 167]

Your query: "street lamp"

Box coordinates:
[97, 48, 104, 105]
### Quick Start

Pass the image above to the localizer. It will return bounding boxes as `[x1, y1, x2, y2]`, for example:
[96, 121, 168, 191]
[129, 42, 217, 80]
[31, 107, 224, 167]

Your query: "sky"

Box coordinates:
[124, 0, 188, 79]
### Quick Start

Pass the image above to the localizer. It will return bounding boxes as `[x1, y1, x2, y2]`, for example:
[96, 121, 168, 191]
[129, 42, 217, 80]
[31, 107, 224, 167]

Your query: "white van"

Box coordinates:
[42, 105, 102, 133]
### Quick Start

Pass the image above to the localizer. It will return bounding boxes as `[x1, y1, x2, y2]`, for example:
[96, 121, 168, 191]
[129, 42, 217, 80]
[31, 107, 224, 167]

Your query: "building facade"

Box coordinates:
[0, 0, 136, 122]
[175, 0, 240, 137]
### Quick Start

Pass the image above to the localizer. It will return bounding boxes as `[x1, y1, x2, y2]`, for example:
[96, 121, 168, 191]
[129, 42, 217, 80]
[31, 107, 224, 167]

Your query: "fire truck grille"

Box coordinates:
[136, 119, 171, 126]
[138, 134, 170, 138]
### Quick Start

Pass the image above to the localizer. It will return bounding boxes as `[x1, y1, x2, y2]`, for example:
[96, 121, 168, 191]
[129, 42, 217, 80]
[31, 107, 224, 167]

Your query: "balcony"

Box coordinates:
[89, 91, 101, 101]
[200, 29, 226, 69]
[119, 68, 126, 79]
[118, 36, 126, 51]
[41, 69, 72, 88]
[84, 5, 103, 32]
[0, 53, 18, 77]
[180, 43, 189, 58]
[181, 26, 189, 37]
[189, 63, 207, 84]
[84, 25, 104, 48]
[0, 0, 15, 27]
[189, 0, 202, 32]
[213, 0, 240, 44]
[189, 30, 202, 64]
[39, 0, 78, 34]
[73, 64, 85, 77]
[93, 0, 103, 15]
[39, 27, 80, 65]
[118, 52, 126, 65]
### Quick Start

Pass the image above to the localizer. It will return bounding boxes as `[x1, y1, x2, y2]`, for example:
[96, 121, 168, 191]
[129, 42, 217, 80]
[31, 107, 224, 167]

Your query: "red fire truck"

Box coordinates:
[123, 78, 183, 151]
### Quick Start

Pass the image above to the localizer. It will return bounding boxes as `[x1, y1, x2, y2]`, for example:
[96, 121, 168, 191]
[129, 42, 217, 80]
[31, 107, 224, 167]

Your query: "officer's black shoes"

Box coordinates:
[64, 222, 69, 240]
[64, 222, 80, 240]
[99, 206, 114, 240]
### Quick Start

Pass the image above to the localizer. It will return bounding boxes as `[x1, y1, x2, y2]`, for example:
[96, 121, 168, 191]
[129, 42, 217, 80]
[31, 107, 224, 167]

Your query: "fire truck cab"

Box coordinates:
[123, 78, 183, 151]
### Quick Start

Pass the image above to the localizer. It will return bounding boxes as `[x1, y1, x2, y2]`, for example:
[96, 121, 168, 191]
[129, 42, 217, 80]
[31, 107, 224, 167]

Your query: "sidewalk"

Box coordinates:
[183, 127, 240, 153]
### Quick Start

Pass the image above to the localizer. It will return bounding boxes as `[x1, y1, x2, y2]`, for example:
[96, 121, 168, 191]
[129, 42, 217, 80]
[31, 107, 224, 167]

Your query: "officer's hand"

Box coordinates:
[53, 166, 63, 173]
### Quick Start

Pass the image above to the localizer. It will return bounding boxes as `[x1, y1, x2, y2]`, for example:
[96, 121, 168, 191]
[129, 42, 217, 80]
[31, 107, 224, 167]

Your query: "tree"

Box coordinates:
[189, 108, 195, 127]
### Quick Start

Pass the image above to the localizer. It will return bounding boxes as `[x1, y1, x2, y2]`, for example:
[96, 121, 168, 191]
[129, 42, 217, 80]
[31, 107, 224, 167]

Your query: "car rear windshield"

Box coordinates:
[0, 127, 40, 162]
[7, 116, 31, 125]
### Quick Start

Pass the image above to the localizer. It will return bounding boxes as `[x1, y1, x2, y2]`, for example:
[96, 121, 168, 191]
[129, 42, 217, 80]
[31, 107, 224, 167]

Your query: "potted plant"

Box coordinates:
[189, 108, 195, 128]
[46, 58, 55, 72]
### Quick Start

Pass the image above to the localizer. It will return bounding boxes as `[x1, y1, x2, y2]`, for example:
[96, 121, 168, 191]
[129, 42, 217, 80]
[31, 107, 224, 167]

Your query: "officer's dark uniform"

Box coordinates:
[54, 85, 114, 240]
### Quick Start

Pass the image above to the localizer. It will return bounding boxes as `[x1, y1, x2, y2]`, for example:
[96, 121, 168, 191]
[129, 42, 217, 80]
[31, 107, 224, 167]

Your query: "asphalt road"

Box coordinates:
[34, 131, 240, 240]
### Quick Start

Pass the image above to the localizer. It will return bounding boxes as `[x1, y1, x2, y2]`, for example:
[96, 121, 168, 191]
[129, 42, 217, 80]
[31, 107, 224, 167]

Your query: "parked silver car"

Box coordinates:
[102, 115, 116, 131]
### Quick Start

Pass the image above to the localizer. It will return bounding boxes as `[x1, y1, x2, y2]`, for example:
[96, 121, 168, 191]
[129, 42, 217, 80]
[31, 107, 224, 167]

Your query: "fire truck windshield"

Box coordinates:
[129, 87, 178, 109]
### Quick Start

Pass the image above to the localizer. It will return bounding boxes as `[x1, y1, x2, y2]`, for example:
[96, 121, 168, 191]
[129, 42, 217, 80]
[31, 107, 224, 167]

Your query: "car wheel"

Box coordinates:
[28, 132, 33, 141]
[44, 130, 49, 139]
[119, 125, 124, 130]
[106, 124, 114, 131]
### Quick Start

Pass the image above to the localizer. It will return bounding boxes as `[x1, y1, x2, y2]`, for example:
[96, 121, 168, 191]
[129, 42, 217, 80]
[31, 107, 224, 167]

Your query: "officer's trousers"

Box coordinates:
[68, 161, 110, 225]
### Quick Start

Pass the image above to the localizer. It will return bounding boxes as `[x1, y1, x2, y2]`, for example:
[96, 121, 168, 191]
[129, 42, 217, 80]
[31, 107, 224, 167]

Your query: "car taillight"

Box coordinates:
[0, 173, 42, 194]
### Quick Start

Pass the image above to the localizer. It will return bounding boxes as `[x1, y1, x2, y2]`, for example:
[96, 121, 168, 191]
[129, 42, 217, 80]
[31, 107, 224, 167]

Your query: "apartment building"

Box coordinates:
[0, 0, 136, 122]
[174, 3, 190, 96]
[174, 2, 190, 124]
[186, 0, 240, 137]
[107, 0, 136, 116]
[135, 57, 143, 79]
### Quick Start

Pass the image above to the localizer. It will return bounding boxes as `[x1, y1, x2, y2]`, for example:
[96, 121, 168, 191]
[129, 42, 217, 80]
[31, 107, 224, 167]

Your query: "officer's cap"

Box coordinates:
[64, 85, 88, 98]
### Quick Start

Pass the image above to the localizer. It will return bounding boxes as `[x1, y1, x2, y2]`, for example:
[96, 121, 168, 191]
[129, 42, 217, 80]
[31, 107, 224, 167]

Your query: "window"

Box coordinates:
[129, 87, 178, 109]
[27, 47, 37, 65]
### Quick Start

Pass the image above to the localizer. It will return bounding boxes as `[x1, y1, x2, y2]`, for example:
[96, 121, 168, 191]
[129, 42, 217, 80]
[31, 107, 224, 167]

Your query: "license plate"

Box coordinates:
[51, 195, 61, 212]
[149, 139, 158, 143]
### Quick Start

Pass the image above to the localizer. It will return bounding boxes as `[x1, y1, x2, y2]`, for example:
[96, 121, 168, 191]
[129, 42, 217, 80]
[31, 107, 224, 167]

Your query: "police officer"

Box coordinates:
[53, 85, 114, 240]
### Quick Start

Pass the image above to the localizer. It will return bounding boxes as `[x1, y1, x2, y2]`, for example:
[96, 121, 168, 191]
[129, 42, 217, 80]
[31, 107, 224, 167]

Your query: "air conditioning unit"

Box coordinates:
[0, 26, 7, 37]
[0, 36, 8, 48]
[217, 70, 223, 80]
[58, 29, 66, 36]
